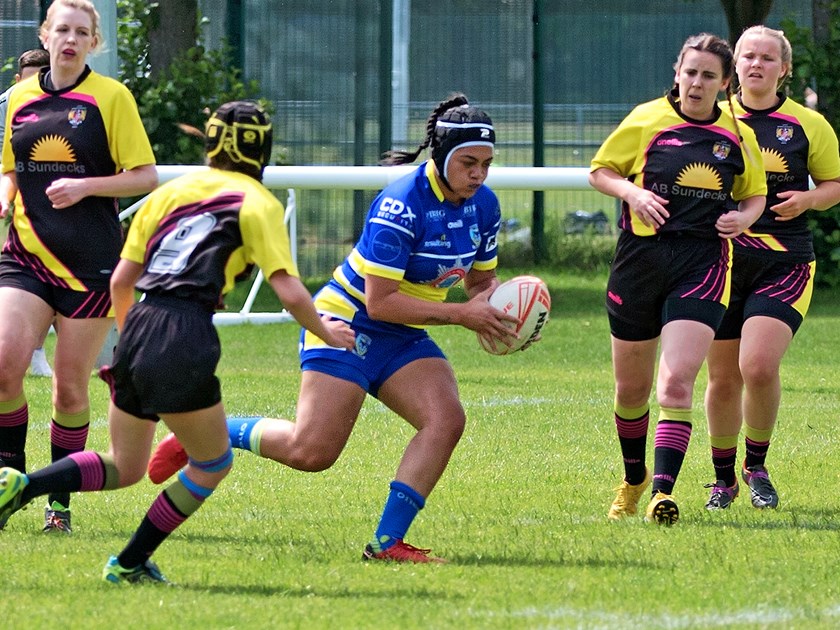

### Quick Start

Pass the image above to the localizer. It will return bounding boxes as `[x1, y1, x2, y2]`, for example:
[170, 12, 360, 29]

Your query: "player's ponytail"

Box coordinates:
[380, 92, 470, 166]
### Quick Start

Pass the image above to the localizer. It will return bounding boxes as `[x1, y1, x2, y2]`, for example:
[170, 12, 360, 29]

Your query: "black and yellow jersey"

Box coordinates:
[122, 168, 297, 310]
[730, 93, 840, 262]
[1, 66, 155, 291]
[591, 92, 766, 238]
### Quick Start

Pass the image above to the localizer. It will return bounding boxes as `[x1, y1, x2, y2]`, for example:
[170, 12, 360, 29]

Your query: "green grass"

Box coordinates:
[4, 270, 840, 629]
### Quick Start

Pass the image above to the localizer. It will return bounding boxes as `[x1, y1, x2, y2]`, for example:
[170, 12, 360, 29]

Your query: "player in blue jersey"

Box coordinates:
[590, 33, 767, 525]
[0, 0, 158, 534]
[0, 100, 355, 583]
[146, 93, 520, 563]
[703, 26, 840, 511]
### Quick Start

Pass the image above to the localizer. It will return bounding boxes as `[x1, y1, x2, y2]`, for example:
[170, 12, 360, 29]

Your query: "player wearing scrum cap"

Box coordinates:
[0, 100, 355, 583]
[147, 93, 520, 563]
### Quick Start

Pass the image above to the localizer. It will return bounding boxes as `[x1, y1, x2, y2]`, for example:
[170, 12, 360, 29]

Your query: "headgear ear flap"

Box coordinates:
[205, 101, 273, 171]
[431, 105, 495, 189]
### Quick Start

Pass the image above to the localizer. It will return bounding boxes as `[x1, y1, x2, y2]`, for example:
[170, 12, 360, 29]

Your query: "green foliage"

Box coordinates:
[497, 230, 615, 272]
[781, 5, 840, 288]
[116, 0, 263, 165]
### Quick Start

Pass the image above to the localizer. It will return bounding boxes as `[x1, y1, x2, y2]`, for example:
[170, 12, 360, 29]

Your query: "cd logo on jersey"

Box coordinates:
[68, 105, 87, 128]
[776, 124, 793, 144]
[30, 134, 76, 162]
[712, 140, 731, 161]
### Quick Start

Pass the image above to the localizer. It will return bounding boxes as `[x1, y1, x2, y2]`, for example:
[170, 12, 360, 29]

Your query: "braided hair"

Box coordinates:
[381, 93, 495, 190]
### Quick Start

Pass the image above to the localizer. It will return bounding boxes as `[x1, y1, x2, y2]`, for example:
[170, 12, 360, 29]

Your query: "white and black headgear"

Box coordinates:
[431, 104, 495, 188]
[205, 100, 273, 172]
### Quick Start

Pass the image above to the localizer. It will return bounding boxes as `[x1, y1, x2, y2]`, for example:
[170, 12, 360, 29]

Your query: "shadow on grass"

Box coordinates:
[691, 507, 840, 531]
[175, 582, 454, 599]
[438, 553, 657, 570]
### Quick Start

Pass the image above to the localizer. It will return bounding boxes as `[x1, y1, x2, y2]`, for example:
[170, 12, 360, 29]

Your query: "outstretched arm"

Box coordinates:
[268, 270, 355, 349]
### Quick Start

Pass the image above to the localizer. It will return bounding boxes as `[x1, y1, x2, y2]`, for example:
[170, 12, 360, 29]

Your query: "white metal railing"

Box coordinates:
[122, 165, 591, 325]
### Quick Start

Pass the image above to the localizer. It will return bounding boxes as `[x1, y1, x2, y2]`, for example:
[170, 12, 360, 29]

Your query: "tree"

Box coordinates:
[148, 2, 198, 80]
[719, 0, 774, 44]
[117, 0, 261, 165]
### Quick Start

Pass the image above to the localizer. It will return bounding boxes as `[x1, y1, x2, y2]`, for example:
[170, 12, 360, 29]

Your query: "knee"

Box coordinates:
[52, 381, 88, 412]
[181, 461, 232, 490]
[116, 463, 148, 488]
[0, 363, 26, 395]
[426, 409, 466, 450]
[706, 371, 743, 402]
[615, 382, 652, 409]
[284, 447, 339, 473]
[740, 361, 779, 390]
[656, 378, 693, 407]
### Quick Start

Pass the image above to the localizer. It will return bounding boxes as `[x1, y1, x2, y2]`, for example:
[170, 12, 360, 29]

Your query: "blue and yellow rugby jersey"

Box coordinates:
[121, 168, 297, 310]
[1, 66, 155, 292]
[318, 160, 500, 326]
[730, 93, 840, 262]
[591, 93, 766, 238]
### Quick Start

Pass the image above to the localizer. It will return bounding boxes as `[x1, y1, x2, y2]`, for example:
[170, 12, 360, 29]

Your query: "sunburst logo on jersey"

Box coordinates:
[30, 135, 76, 162]
[761, 147, 788, 174]
[675, 162, 722, 190]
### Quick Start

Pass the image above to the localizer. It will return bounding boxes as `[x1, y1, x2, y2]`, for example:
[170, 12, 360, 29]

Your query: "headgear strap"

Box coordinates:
[431, 108, 495, 189]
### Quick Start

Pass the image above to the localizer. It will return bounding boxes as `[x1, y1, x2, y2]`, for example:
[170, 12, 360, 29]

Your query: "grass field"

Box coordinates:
[3, 269, 839, 629]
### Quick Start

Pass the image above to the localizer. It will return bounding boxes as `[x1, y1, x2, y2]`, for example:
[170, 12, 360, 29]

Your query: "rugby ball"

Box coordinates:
[478, 275, 551, 355]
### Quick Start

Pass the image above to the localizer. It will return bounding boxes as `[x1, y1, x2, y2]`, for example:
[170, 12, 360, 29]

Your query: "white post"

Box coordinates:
[89, 0, 118, 79]
[391, 0, 410, 146]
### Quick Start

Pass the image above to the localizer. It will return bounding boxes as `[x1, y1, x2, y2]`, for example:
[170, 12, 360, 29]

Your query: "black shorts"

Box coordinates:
[99, 295, 221, 420]
[0, 259, 112, 318]
[607, 232, 730, 341]
[715, 254, 814, 340]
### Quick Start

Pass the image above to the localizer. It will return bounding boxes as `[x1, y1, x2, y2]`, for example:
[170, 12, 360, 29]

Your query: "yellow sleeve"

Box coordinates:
[731, 124, 768, 201]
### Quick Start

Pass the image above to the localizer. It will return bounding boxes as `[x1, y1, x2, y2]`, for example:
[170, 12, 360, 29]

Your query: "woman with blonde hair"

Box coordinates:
[0, 0, 157, 533]
[703, 26, 840, 511]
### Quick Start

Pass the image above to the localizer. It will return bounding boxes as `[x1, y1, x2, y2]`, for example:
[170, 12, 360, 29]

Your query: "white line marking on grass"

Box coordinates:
[467, 604, 840, 629]
[467, 396, 553, 408]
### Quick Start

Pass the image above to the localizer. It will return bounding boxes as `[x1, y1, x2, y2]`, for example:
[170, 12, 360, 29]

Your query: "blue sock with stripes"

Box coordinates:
[227, 417, 264, 452]
[371, 480, 425, 552]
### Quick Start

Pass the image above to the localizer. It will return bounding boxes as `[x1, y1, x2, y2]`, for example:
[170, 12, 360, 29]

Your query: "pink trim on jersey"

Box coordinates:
[62, 92, 98, 107]
[768, 111, 800, 125]
[645, 122, 741, 155]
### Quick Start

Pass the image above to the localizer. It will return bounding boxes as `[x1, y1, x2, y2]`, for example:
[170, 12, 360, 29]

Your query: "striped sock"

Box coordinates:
[652, 408, 693, 496]
[0, 394, 28, 472]
[614, 401, 650, 485]
[117, 472, 213, 569]
[49, 408, 90, 508]
[709, 434, 738, 487]
[744, 424, 773, 469]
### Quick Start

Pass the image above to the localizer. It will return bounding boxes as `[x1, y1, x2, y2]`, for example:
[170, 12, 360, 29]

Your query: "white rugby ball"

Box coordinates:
[478, 275, 551, 355]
